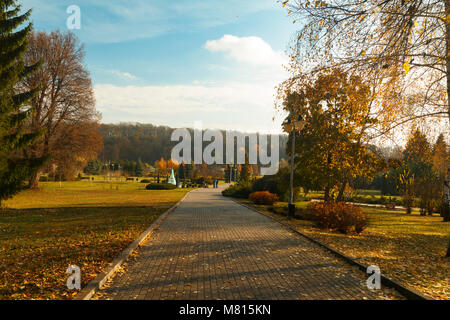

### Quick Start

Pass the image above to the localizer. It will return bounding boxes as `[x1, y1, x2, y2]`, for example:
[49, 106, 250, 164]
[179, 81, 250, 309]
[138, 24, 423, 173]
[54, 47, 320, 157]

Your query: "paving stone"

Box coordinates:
[95, 188, 404, 300]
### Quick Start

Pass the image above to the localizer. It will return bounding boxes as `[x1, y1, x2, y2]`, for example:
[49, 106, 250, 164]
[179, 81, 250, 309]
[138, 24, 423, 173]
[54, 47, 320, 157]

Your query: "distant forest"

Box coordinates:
[98, 123, 289, 165]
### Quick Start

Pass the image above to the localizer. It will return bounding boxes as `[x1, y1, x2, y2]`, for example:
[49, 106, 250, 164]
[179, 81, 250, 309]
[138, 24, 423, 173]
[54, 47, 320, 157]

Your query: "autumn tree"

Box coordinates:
[283, 69, 381, 202]
[50, 121, 103, 180]
[283, 0, 450, 253]
[403, 129, 442, 215]
[0, 0, 46, 205]
[284, 0, 449, 125]
[22, 30, 101, 187]
[155, 157, 167, 183]
[167, 159, 180, 171]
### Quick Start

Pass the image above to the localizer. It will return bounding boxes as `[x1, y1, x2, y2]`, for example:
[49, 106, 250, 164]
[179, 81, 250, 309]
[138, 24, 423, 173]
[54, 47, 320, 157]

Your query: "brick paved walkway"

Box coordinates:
[95, 188, 402, 300]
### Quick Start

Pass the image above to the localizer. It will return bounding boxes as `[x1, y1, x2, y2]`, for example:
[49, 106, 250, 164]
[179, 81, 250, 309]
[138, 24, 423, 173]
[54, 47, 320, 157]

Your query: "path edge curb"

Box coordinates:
[230, 198, 432, 301]
[74, 190, 193, 300]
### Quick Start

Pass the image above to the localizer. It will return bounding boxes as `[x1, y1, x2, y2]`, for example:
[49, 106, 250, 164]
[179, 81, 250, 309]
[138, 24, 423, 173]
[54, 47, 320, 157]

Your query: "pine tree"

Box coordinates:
[432, 134, 449, 179]
[183, 164, 191, 183]
[224, 165, 231, 183]
[191, 162, 197, 180]
[239, 153, 252, 185]
[0, 0, 44, 206]
[178, 163, 185, 182]
[135, 158, 145, 177]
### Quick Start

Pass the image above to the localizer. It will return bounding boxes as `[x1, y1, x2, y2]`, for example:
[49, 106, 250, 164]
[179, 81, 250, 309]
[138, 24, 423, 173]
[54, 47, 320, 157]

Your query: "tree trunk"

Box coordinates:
[28, 170, 41, 189]
[447, 241, 450, 257]
[443, 171, 450, 222]
[446, 0, 450, 120]
[324, 185, 330, 202]
[444, 0, 450, 222]
[336, 181, 347, 202]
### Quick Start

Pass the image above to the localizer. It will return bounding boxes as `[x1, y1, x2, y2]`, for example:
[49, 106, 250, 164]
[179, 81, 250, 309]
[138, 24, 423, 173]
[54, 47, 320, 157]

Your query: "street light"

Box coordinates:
[283, 114, 305, 220]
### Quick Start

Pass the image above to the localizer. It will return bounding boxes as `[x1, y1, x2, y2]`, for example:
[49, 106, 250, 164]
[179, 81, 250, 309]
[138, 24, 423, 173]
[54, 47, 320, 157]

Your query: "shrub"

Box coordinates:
[346, 195, 403, 206]
[249, 191, 279, 205]
[145, 183, 177, 190]
[222, 184, 252, 198]
[195, 177, 213, 185]
[140, 179, 152, 183]
[307, 202, 367, 234]
[39, 176, 49, 182]
[251, 176, 279, 195]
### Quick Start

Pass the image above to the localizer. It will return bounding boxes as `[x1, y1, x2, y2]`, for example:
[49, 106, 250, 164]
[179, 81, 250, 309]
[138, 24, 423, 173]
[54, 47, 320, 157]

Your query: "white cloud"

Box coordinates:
[94, 34, 289, 133]
[94, 82, 283, 133]
[205, 34, 288, 69]
[109, 70, 139, 81]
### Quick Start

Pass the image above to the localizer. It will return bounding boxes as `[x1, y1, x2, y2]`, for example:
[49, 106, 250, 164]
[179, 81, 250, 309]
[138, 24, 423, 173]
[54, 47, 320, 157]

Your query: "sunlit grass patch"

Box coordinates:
[4, 180, 188, 209]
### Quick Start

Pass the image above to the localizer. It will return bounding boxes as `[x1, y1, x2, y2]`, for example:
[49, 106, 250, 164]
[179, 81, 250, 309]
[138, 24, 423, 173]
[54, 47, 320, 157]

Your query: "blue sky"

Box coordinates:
[23, 0, 298, 132]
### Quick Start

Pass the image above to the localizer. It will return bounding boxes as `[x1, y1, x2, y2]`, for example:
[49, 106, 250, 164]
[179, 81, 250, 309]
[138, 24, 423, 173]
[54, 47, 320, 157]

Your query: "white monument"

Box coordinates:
[168, 169, 176, 185]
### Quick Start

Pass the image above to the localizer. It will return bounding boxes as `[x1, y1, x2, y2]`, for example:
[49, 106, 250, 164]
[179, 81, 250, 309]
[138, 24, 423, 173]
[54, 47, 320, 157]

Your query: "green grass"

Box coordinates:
[4, 180, 188, 209]
[0, 180, 191, 300]
[240, 199, 450, 300]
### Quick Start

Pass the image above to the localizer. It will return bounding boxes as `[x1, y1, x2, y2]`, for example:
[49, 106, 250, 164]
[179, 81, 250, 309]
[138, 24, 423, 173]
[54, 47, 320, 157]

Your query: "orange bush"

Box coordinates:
[307, 202, 367, 234]
[249, 191, 279, 205]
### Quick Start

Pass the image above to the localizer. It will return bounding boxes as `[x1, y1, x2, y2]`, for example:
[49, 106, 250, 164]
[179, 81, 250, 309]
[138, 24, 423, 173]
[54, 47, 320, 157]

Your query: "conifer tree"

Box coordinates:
[224, 165, 231, 183]
[135, 158, 145, 177]
[239, 153, 252, 185]
[178, 163, 185, 182]
[0, 0, 44, 206]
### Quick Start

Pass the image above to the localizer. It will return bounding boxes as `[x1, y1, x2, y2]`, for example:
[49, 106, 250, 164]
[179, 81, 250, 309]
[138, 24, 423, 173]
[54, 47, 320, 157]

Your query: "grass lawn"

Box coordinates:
[3, 180, 186, 209]
[0, 180, 191, 300]
[239, 199, 450, 300]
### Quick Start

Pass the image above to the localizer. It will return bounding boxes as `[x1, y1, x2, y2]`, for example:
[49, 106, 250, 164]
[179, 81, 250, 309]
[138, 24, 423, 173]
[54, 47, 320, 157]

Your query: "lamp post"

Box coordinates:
[284, 114, 305, 220]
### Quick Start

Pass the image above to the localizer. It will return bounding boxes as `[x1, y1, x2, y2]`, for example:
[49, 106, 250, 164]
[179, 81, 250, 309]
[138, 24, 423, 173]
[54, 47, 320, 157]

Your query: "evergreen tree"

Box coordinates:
[403, 129, 433, 179]
[0, 0, 44, 206]
[85, 160, 103, 175]
[432, 134, 449, 179]
[135, 158, 144, 177]
[403, 129, 443, 216]
[431, 134, 449, 221]
[224, 165, 231, 183]
[239, 153, 252, 185]
[191, 162, 197, 180]
[178, 163, 185, 182]
[184, 163, 191, 182]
